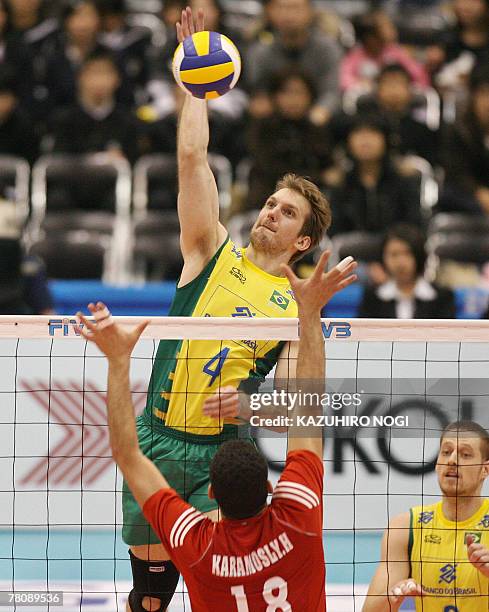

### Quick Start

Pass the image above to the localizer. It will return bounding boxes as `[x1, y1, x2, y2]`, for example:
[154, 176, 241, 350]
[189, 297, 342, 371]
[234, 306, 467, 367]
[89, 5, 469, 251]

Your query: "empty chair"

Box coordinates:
[133, 153, 232, 215]
[28, 154, 132, 282]
[30, 233, 107, 280]
[332, 231, 383, 263]
[132, 211, 182, 281]
[428, 213, 489, 238]
[0, 155, 30, 228]
[429, 233, 489, 266]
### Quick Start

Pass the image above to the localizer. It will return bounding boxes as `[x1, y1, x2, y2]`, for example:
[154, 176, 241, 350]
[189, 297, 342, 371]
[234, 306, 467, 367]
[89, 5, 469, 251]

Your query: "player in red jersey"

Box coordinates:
[77, 249, 356, 611]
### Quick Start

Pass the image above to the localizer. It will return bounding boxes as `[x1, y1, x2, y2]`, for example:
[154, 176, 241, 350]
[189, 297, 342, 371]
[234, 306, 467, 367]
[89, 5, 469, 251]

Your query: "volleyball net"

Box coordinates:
[1, 315, 489, 611]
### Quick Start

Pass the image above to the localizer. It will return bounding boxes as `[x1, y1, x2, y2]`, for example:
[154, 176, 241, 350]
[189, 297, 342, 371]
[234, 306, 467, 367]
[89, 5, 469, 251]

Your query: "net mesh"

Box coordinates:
[1, 317, 489, 611]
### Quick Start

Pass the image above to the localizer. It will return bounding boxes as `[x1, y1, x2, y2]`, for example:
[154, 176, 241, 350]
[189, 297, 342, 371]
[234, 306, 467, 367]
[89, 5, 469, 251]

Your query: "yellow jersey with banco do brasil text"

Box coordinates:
[410, 499, 489, 611]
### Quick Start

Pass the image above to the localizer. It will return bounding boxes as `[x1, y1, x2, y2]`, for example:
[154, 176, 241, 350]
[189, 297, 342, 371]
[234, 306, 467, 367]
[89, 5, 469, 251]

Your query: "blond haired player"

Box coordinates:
[364, 420, 489, 612]
[101, 5, 343, 612]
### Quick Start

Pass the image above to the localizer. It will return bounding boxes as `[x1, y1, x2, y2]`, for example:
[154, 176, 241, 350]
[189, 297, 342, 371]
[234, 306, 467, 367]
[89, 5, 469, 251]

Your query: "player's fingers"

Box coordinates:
[197, 7, 204, 31]
[311, 250, 331, 281]
[187, 7, 195, 35]
[338, 260, 358, 279]
[467, 535, 474, 547]
[76, 312, 96, 333]
[132, 320, 150, 342]
[74, 324, 92, 341]
[336, 274, 357, 290]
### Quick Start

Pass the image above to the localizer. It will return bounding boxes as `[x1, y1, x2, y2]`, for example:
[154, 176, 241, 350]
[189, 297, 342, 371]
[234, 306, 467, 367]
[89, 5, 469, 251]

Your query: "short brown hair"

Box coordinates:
[275, 173, 332, 263]
[440, 421, 489, 461]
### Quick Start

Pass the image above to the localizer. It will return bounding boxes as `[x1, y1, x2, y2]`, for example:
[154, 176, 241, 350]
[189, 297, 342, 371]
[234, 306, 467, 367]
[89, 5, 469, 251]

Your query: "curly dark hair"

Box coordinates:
[209, 440, 269, 519]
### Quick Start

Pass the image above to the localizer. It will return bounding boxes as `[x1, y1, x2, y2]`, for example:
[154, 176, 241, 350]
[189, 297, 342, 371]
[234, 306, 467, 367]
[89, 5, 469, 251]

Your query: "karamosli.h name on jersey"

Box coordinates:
[144, 238, 298, 438]
[410, 499, 489, 611]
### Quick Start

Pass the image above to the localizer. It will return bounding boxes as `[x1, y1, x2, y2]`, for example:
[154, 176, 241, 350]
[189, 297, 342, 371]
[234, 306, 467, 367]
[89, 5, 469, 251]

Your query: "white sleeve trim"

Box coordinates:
[170, 508, 204, 548]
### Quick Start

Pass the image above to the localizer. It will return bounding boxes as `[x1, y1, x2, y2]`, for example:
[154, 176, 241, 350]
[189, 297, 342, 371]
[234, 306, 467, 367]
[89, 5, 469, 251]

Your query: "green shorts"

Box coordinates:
[122, 414, 249, 546]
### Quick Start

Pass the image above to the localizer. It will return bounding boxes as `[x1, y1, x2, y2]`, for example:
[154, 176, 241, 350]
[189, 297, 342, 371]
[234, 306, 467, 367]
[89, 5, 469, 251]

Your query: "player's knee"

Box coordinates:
[128, 550, 180, 612]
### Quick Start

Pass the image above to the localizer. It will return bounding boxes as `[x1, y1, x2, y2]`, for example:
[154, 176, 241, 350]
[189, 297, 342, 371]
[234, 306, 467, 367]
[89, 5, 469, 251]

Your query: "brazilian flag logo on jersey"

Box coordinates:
[270, 290, 290, 311]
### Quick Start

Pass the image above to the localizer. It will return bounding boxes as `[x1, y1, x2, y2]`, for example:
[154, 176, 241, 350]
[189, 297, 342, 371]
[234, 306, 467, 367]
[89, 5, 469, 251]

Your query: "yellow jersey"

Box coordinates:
[142, 237, 298, 439]
[410, 500, 489, 611]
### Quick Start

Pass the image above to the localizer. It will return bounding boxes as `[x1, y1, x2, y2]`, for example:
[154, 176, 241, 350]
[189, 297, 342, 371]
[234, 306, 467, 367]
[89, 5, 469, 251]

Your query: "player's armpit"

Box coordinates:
[362, 512, 411, 612]
[118, 450, 169, 510]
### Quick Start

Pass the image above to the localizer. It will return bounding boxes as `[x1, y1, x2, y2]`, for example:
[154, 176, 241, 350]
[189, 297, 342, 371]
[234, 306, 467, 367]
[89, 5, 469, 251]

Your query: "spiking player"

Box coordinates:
[78, 249, 355, 611]
[89, 5, 352, 611]
[364, 420, 489, 612]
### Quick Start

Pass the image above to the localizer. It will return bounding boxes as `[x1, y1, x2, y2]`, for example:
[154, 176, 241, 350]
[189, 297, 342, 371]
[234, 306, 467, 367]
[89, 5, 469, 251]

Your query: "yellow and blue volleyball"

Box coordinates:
[172, 31, 241, 100]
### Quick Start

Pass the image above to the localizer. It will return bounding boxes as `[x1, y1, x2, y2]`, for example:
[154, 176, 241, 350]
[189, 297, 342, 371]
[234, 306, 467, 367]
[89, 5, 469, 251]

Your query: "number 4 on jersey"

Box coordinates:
[203, 347, 230, 386]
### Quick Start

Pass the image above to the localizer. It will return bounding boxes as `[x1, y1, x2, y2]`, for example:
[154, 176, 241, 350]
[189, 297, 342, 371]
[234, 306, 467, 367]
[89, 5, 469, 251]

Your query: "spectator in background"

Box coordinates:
[246, 67, 334, 210]
[48, 50, 141, 162]
[42, 0, 106, 113]
[332, 64, 439, 165]
[440, 63, 489, 214]
[97, 0, 155, 105]
[6, 0, 58, 45]
[429, 0, 489, 91]
[328, 115, 422, 234]
[0, 65, 39, 163]
[246, 0, 341, 125]
[340, 11, 429, 93]
[358, 224, 456, 318]
[6, 0, 59, 121]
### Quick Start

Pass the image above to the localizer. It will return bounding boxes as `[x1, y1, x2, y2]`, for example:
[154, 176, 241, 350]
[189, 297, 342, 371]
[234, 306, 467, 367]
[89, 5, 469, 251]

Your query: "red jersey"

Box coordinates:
[143, 449, 326, 612]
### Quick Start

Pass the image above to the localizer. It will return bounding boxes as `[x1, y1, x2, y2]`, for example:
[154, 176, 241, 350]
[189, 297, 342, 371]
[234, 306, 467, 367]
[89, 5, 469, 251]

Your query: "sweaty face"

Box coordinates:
[275, 77, 312, 119]
[250, 188, 311, 261]
[383, 238, 417, 285]
[436, 436, 488, 498]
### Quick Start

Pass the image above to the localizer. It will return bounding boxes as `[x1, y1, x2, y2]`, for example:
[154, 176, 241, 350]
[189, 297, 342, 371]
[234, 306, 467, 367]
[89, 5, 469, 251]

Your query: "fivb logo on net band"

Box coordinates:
[320, 321, 352, 339]
[49, 318, 84, 337]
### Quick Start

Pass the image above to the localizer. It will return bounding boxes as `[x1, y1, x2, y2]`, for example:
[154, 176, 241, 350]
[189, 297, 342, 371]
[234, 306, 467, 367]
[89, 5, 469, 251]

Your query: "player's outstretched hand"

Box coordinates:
[281, 250, 357, 315]
[467, 535, 489, 577]
[76, 302, 149, 362]
[176, 6, 204, 44]
[388, 579, 424, 606]
[202, 386, 240, 419]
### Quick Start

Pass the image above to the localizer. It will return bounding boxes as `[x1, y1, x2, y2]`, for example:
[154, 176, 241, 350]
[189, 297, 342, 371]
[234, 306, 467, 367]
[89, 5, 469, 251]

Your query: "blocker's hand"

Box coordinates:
[76, 302, 149, 362]
[467, 535, 489, 577]
[202, 386, 240, 419]
[281, 250, 357, 316]
[176, 6, 204, 44]
[388, 579, 425, 606]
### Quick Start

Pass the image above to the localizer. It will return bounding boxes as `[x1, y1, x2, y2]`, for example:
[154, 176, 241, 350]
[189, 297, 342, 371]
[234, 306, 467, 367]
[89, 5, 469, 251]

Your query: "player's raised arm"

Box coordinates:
[176, 7, 227, 282]
[363, 512, 420, 612]
[281, 251, 357, 458]
[76, 304, 169, 509]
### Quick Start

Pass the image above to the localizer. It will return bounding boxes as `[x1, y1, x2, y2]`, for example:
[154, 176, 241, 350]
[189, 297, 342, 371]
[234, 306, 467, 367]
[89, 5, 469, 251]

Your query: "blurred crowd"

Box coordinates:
[1, 0, 489, 318]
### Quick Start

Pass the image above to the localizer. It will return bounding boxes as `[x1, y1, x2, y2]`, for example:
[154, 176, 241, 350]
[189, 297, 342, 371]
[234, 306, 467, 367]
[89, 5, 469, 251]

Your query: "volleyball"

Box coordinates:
[172, 30, 241, 99]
